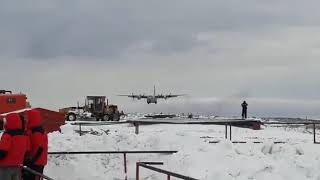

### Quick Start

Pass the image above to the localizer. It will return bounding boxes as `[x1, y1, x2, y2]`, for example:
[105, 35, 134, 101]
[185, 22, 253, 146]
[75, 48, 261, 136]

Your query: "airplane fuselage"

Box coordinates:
[147, 96, 157, 104]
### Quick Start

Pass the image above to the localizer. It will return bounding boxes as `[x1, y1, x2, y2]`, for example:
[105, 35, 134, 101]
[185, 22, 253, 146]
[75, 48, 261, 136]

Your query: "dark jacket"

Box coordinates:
[241, 102, 248, 110]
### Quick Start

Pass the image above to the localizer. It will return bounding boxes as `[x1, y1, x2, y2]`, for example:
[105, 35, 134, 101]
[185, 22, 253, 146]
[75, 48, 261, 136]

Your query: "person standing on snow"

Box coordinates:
[0, 113, 29, 180]
[241, 101, 248, 119]
[23, 110, 48, 180]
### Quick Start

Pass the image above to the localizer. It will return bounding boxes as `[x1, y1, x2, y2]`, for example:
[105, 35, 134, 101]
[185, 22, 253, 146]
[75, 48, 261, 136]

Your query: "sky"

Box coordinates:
[1, 0, 320, 117]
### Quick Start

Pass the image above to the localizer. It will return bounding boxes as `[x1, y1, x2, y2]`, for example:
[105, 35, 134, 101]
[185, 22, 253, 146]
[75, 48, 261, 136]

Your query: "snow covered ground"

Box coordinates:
[44, 118, 320, 180]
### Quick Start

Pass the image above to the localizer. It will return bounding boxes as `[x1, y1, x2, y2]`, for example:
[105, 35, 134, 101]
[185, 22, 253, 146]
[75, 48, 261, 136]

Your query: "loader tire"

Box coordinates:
[114, 113, 120, 121]
[66, 113, 77, 121]
[103, 114, 109, 121]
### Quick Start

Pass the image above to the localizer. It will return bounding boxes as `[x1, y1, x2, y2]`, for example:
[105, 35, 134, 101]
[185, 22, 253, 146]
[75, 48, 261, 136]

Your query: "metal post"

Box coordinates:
[136, 163, 140, 180]
[79, 124, 82, 136]
[229, 123, 232, 141]
[77, 101, 80, 115]
[135, 123, 139, 134]
[314, 123, 316, 144]
[22, 166, 54, 180]
[124, 153, 127, 180]
[167, 175, 171, 180]
[225, 124, 228, 139]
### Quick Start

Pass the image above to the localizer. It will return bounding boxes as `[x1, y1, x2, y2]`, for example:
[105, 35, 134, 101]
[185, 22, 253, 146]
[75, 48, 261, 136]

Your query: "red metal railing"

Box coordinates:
[21, 165, 54, 180]
[136, 162, 198, 180]
[49, 150, 178, 180]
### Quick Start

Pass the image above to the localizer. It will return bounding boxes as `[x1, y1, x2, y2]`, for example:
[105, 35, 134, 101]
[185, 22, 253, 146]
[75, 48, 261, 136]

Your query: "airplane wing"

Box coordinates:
[155, 94, 186, 99]
[118, 94, 148, 99]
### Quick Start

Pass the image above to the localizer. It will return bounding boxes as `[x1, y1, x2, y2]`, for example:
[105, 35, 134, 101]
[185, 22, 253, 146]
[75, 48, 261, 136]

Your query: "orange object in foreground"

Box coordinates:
[0, 91, 27, 114]
[0, 91, 65, 133]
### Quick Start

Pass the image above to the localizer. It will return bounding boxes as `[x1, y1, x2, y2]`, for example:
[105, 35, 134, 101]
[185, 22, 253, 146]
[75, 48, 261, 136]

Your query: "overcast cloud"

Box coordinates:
[1, 0, 320, 117]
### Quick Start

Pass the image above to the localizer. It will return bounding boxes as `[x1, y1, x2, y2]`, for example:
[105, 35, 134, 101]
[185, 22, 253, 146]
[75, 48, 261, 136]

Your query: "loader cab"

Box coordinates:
[86, 96, 106, 114]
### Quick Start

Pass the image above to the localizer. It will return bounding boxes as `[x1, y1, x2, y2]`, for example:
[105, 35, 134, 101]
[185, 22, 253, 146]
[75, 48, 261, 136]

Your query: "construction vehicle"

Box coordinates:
[0, 90, 28, 114]
[0, 90, 65, 133]
[61, 96, 122, 121]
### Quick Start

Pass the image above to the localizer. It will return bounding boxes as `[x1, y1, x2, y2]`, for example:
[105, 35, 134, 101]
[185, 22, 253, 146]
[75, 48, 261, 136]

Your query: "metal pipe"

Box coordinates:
[124, 153, 127, 179]
[314, 123, 316, 144]
[71, 121, 128, 126]
[229, 123, 232, 141]
[48, 151, 178, 155]
[140, 162, 164, 165]
[138, 162, 198, 180]
[136, 163, 139, 180]
[22, 166, 54, 180]
[77, 101, 80, 115]
[135, 123, 139, 134]
[263, 122, 320, 125]
[225, 124, 228, 139]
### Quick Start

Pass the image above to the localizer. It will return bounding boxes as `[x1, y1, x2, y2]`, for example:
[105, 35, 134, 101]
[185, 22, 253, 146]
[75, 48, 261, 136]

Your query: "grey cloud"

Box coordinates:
[1, 0, 320, 59]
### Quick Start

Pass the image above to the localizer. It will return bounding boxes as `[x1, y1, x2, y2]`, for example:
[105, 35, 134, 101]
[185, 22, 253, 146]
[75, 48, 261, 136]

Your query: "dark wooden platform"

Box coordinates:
[127, 118, 261, 125]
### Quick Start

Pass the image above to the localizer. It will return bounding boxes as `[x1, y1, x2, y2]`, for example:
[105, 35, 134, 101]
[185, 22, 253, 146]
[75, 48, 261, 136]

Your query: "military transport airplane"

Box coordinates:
[118, 86, 185, 104]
